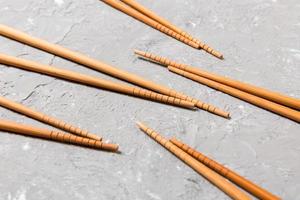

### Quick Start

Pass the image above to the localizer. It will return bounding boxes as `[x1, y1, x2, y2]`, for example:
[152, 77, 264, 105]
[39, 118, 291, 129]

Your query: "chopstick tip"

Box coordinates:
[136, 121, 143, 128]
[134, 49, 143, 55]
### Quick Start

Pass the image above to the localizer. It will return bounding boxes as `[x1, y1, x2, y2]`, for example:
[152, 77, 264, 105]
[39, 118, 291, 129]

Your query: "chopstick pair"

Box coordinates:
[0, 96, 102, 141]
[0, 119, 118, 152]
[137, 122, 281, 200]
[0, 24, 229, 118]
[0, 96, 119, 152]
[134, 50, 300, 123]
[101, 0, 223, 59]
[0, 53, 195, 110]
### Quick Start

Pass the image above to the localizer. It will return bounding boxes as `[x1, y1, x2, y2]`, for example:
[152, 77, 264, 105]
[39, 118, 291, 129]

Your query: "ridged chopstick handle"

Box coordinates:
[41, 115, 100, 141]
[0, 119, 118, 152]
[166, 66, 228, 116]
[48, 130, 107, 150]
[136, 49, 222, 76]
[155, 23, 199, 49]
[134, 50, 230, 118]
[0, 53, 195, 110]
[131, 87, 195, 109]
[120, 0, 200, 46]
[0, 96, 102, 141]
[179, 31, 223, 59]
[171, 138, 230, 176]
[135, 50, 185, 69]
[194, 100, 229, 118]
[118, 0, 222, 58]
[101, 0, 199, 49]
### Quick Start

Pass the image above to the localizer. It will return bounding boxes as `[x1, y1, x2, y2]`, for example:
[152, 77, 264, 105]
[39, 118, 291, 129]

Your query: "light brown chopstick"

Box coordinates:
[135, 50, 300, 122]
[134, 49, 300, 110]
[168, 66, 300, 122]
[0, 53, 195, 110]
[0, 24, 229, 118]
[0, 119, 118, 152]
[137, 121, 251, 200]
[120, 0, 223, 59]
[170, 137, 281, 200]
[0, 96, 102, 141]
[102, 0, 199, 49]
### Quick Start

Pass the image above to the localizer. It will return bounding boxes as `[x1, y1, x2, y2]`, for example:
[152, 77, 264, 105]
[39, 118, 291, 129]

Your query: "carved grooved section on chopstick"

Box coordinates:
[154, 23, 199, 49]
[120, 0, 200, 46]
[168, 67, 216, 113]
[134, 51, 189, 100]
[134, 50, 229, 118]
[48, 130, 118, 152]
[170, 138, 281, 200]
[0, 119, 118, 152]
[0, 53, 195, 110]
[138, 50, 187, 70]
[140, 125, 189, 162]
[42, 115, 91, 139]
[196, 101, 216, 113]
[137, 122, 252, 200]
[171, 138, 230, 176]
[102, 0, 200, 49]
[0, 96, 102, 141]
[136, 50, 300, 112]
[135, 50, 229, 117]
[197, 42, 223, 59]
[180, 31, 200, 44]
[49, 130, 100, 149]
[131, 87, 193, 109]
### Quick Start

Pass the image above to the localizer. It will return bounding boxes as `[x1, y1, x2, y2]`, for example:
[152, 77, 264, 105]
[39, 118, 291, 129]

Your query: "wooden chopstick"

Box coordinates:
[0, 119, 118, 152]
[136, 121, 251, 200]
[134, 49, 300, 110]
[0, 53, 195, 110]
[168, 66, 300, 122]
[170, 137, 281, 200]
[0, 96, 102, 141]
[0, 24, 229, 118]
[120, 0, 223, 59]
[101, 0, 199, 49]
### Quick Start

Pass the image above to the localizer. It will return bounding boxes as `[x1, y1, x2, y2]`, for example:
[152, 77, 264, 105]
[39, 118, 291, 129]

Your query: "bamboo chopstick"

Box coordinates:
[101, 0, 199, 49]
[170, 137, 281, 200]
[136, 122, 251, 200]
[0, 53, 195, 110]
[0, 24, 229, 118]
[120, 0, 223, 59]
[0, 96, 102, 141]
[0, 119, 119, 152]
[134, 50, 300, 110]
[168, 66, 300, 122]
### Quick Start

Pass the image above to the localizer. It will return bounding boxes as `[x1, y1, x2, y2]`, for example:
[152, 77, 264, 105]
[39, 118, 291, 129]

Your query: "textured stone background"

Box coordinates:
[0, 0, 299, 199]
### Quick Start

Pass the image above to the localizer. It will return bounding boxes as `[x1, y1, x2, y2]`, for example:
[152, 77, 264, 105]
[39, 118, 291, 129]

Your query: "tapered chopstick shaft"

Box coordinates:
[121, 0, 196, 42]
[0, 24, 227, 118]
[135, 50, 300, 110]
[170, 138, 281, 200]
[0, 96, 102, 141]
[137, 122, 251, 200]
[121, 0, 223, 59]
[168, 66, 300, 122]
[0, 53, 195, 110]
[101, 0, 199, 49]
[0, 119, 118, 152]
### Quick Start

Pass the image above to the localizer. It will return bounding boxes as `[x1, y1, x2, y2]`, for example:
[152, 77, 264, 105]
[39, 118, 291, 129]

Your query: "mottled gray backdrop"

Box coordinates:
[0, 0, 299, 199]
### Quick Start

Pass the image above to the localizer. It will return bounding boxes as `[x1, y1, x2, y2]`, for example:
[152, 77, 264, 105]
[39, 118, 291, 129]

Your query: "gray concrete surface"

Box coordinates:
[0, 0, 299, 199]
